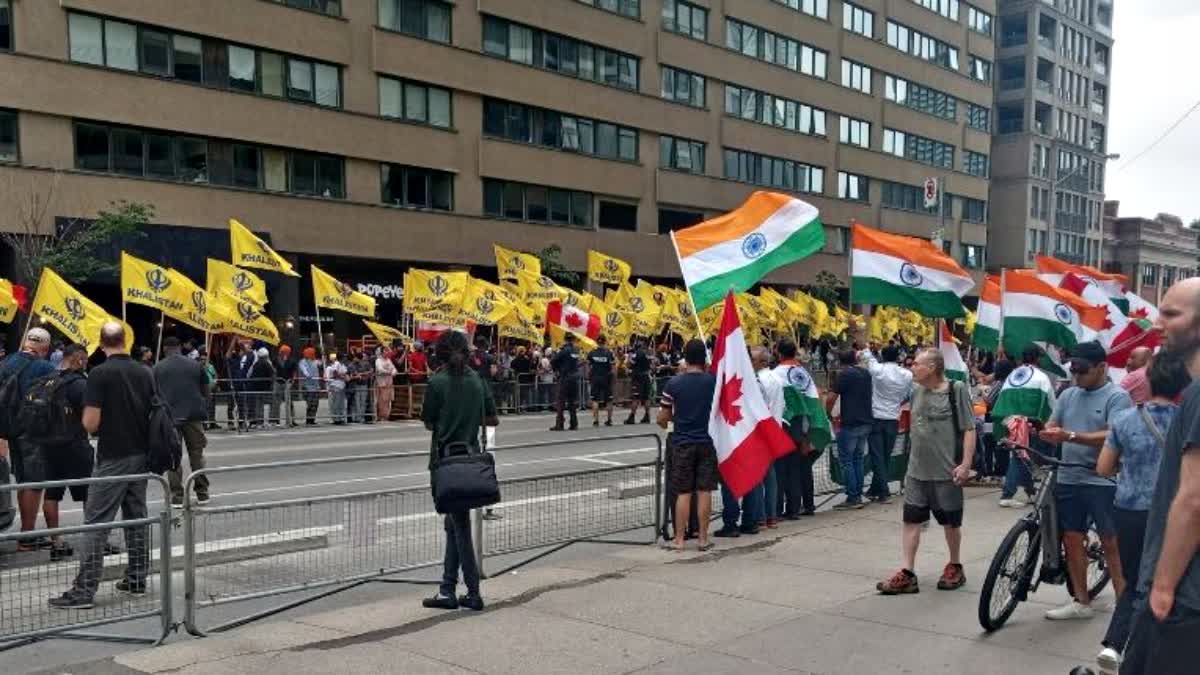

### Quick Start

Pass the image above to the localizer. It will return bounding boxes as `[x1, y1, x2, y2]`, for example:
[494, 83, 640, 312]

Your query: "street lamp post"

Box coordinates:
[1049, 151, 1120, 268]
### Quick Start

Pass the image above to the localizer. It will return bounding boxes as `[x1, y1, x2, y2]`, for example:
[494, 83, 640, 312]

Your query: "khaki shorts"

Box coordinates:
[903, 476, 964, 527]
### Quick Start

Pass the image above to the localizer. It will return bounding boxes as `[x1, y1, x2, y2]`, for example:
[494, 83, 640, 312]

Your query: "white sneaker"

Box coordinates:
[998, 498, 1019, 508]
[1045, 600, 1094, 620]
[1097, 646, 1122, 673]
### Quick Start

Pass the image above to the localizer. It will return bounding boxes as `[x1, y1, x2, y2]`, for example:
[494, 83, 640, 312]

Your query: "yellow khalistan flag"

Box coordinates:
[312, 265, 376, 318]
[498, 302, 542, 342]
[30, 268, 132, 352]
[121, 252, 188, 317]
[166, 270, 229, 334]
[364, 320, 408, 345]
[211, 296, 280, 345]
[230, 218, 299, 277]
[494, 244, 541, 281]
[627, 280, 662, 335]
[459, 277, 515, 325]
[587, 250, 631, 285]
[0, 279, 19, 324]
[403, 268, 467, 316]
[207, 258, 267, 308]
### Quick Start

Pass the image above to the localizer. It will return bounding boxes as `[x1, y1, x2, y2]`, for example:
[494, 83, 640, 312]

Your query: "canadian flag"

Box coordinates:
[545, 299, 601, 341]
[709, 292, 794, 498]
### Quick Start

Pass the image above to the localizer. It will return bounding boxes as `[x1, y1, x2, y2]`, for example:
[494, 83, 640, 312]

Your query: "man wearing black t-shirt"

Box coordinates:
[50, 322, 154, 609]
[826, 349, 874, 510]
[550, 334, 581, 431]
[586, 336, 616, 427]
[626, 341, 653, 425]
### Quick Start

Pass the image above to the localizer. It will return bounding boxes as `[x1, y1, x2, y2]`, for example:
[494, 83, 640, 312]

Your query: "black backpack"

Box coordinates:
[0, 359, 33, 440]
[17, 371, 84, 445]
[116, 367, 183, 475]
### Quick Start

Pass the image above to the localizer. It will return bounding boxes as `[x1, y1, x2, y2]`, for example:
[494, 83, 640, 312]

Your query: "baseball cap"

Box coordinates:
[1068, 341, 1106, 373]
[26, 327, 51, 345]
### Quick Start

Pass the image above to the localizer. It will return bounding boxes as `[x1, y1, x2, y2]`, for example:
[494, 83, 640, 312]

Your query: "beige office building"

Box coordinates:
[1102, 201, 1199, 306]
[0, 0, 994, 330]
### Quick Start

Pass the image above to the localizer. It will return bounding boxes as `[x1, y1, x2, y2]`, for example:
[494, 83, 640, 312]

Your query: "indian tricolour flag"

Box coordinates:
[973, 275, 1001, 352]
[850, 223, 974, 318]
[990, 364, 1056, 437]
[940, 324, 968, 382]
[1000, 270, 1108, 357]
[775, 363, 833, 453]
[710, 292, 795, 498]
[672, 192, 824, 312]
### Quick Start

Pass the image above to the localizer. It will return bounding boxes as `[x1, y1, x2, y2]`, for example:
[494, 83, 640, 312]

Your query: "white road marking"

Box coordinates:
[57, 447, 658, 516]
[575, 457, 626, 466]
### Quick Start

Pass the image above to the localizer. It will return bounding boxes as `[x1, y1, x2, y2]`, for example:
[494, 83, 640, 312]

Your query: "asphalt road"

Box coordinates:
[1, 411, 669, 673]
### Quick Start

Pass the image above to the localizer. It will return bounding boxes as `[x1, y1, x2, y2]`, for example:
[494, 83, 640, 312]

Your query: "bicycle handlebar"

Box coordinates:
[999, 440, 1097, 472]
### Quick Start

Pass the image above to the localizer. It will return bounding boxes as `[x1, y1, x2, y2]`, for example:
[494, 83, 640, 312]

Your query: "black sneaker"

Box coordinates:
[640, 414, 651, 424]
[196, 493, 211, 505]
[115, 580, 147, 595]
[604, 419, 613, 427]
[422, 593, 458, 610]
[549, 425, 565, 432]
[593, 420, 600, 427]
[481, 509, 503, 521]
[739, 525, 760, 535]
[49, 592, 94, 610]
[102, 543, 122, 556]
[832, 500, 864, 510]
[458, 593, 485, 611]
[623, 416, 636, 425]
[713, 526, 741, 538]
[49, 544, 74, 562]
[170, 495, 185, 507]
[799, 508, 817, 517]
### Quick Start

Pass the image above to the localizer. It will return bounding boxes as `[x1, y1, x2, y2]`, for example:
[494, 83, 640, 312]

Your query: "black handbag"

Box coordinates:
[432, 441, 501, 514]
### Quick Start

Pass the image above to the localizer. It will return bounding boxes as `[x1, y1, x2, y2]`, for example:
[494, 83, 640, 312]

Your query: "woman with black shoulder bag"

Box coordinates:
[421, 331, 499, 611]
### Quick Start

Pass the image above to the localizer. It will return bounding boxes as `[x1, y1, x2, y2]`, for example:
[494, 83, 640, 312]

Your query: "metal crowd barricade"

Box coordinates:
[0, 474, 173, 650]
[180, 434, 663, 636]
[208, 377, 380, 429]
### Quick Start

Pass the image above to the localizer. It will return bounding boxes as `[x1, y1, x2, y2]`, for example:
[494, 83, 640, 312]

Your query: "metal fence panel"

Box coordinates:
[0, 475, 172, 646]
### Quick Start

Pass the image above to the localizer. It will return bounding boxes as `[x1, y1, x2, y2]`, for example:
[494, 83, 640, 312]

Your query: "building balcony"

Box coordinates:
[1035, 79, 1052, 93]
[1037, 35, 1056, 52]
[1091, 100, 1106, 115]
[1000, 78, 1026, 91]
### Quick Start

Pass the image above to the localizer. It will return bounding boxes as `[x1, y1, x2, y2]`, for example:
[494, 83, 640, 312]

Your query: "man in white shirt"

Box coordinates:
[752, 346, 785, 528]
[865, 345, 913, 504]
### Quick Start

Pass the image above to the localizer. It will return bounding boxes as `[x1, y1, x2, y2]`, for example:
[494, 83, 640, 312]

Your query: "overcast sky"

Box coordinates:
[1106, 1, 1200, 225]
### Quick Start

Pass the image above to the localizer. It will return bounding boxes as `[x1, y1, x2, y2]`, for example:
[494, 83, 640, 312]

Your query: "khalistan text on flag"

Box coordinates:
[672, 192, 824, 312]
[849, 223, 974, 318]
[709, 292, 795, 497]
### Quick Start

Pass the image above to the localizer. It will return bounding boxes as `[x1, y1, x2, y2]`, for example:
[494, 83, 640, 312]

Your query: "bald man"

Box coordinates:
[0, 327, 57, 550]
[51, 322, 155, 609]
[1120, 346, 1155, 405]
[1120, 278, 1200, 675]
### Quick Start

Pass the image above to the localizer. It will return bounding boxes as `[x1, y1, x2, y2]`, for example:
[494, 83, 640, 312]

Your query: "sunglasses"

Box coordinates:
[1070, 363, 1097, 375]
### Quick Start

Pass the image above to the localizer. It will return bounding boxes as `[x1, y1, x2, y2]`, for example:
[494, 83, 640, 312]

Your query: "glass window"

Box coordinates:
[0, 0, 11, 52]
[425, 1, 450, 42]
[316, 156, 343, 197]
[549, 189, 571, 224]
[290, 152, 316, 194]
[172, 35, 203, 82]
[404, 82, 427, 122]
[314, 63, 340, 107]
[232, 145, 260, 188]
[598, 201, 637, 231]
[838, 171, 869, 202]
[843, 2, 874, 38]
[104, 20, 138, 71]
[618, 128, 637, 161]
[483, 179, 503, 216]
[483, 16, 507, 56]
[229, 45, 257, 92]
[287, 59, 313, 101]
[503, 182, 524, 219]
[263, 148, 287, 191]
[177, 137, 208, 182]
[111, 128, 144, 176]
[145, 134, 174, 177]
[526, 186, 548, 222]
[596, 123, 617, 158]
[0, 109, 16, 162]
[428, 87, 451, 127]
[69, 14, 104, 64]
[431, 171, 452, 210]
[380, 78, 403, 118]
[509, 24, 533, 64]
[259, 52, 284, 96]
[406, 168, 430, 208]
[140, 29, 172, 75]
[571, 192, 592, 227]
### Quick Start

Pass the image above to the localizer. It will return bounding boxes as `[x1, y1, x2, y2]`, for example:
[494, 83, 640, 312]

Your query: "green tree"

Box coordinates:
[1, 188, 151, 286]
[536, 244, 581, 288]
[806, 269, 844, 310]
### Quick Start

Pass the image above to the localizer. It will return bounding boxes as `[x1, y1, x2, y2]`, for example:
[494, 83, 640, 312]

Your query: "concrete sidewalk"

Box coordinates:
[50, 487, 1109, 675]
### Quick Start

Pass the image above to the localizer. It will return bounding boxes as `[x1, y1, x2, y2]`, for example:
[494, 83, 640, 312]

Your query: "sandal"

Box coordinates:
[698, 542, 715, 552]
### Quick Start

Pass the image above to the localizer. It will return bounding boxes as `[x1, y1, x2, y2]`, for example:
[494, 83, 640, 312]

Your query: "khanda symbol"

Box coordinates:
[604, 259, 619, 274]
[652, 290, 665, 305]
[476, 297, 495, 315]
[64, 297, 85, 322]
[232, 272, 253, 293]
[483, 289, 498, 301]
[237, 302, 259, 322]
[427, 275, 450, 297]
[191, 291, 207, 314]
[537, 276, 555, 289]
[512, 256, 525, 270]
[334, 281, 353, 298]
[606, 312, 622, 328]
[145, 268, 170, 293]
[629, 297, 645, 312]
[678, 302, 692, 318]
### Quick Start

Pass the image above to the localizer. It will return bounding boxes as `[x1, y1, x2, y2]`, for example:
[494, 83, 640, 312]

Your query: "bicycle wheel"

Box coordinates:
[979, 517, 1042, 631]
[1084, 526, 1111, 600]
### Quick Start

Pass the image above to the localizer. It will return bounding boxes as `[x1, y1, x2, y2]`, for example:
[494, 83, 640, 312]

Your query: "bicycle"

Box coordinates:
[978, 441, 1112, 631]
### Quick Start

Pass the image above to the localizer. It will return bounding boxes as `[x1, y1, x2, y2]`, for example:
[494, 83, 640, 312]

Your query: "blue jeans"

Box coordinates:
[721, 481, 764, 530]
[1000, 438, 1043, 499]
[867, 418, 898, 499]
[837, 425, 871, 503]
[762, 463, 778, 521]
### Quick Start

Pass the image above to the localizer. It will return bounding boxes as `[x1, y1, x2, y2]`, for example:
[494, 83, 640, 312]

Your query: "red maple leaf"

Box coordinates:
[565, 312, 584, 329]
[718, 374, 744, 426]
